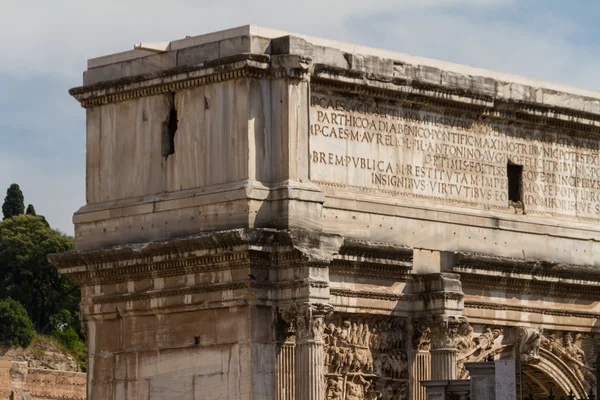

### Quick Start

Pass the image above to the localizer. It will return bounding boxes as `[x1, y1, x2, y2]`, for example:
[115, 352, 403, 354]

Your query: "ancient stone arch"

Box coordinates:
[492, 345, 587, 398]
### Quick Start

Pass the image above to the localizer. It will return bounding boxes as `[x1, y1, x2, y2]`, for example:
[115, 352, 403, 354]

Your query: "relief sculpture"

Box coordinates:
[324, 316, 408, 400]
[457, 326, 501, 378]
[541, 331, 597, 393]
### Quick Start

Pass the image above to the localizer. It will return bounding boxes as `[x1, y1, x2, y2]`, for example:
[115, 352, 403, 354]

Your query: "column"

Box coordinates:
[411, 351, 432, 400]
[285, 303, 332, 400]
[410, 319, 432, 400]
[276, 343, 295, 400]
[275, 311, 296, 400]
[429, 315, 469, 380]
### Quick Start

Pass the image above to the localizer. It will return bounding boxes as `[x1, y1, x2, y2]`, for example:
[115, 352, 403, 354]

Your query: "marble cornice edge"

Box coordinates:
[311, 68, 600, 134]
[70, 53, 272, 107]
[452, 251, 600, 282]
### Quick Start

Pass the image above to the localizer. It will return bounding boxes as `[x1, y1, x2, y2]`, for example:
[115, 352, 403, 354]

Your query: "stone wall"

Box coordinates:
[0, 361, 86, 399]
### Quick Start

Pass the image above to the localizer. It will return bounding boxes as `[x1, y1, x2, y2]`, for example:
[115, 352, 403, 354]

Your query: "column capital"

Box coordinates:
[428, 315, 470, 352]
[281, 303, 334, 343]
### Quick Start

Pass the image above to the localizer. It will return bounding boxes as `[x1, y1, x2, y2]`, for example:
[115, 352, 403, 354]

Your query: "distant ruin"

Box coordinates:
[0, 361, 86, 399]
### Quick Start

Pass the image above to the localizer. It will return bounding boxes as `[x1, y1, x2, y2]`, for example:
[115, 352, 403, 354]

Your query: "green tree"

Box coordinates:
[0, 215, 78, 333]
[2, 184, 25, 219]
[25, 204, 36, 216]
[0, 297, 35, 348]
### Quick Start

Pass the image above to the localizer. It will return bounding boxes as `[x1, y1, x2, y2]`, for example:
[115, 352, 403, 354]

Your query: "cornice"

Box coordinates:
[338, 238, 413, 262]
[460, 273, 600, 300]
[330, 288, 409, 302]
[452, 251, 600, 284]
[464, 300, 600, 320]
[329, 288, 462, 303]
[70, 54, 271, 108]
[311, 73, 600, 135]
[71, 253, 256, 285]
[330, 261, 411, 281]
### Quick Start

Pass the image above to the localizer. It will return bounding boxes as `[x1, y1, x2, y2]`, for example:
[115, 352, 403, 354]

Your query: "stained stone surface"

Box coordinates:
[53, 25, 600, 400]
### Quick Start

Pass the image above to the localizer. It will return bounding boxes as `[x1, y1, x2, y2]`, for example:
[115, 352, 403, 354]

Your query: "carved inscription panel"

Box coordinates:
[309, 90, 600, 221]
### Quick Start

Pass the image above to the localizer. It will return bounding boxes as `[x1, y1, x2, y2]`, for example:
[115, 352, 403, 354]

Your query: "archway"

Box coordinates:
[505, 347, 587, 399]
[460, 345, 589, 399]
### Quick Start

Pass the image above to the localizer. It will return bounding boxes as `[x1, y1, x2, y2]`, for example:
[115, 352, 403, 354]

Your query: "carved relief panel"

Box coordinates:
[323, 315, 408, 400]
[539, 330, 597, 393]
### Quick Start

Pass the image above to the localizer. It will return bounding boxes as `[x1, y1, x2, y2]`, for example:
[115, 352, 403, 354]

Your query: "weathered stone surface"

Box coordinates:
[55, 25, 600, 399]
[0, 361, 86, 400]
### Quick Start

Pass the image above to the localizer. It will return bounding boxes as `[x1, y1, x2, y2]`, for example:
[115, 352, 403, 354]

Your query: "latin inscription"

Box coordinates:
[309, 92, 600, 219]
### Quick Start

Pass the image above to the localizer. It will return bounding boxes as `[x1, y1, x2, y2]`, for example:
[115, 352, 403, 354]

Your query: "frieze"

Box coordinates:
[324, 314, 408, 400]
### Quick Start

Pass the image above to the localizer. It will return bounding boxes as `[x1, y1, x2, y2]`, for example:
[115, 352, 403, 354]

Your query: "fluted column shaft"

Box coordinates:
[295, 340, 325, 400]
[430, 348, 458, 380]
[276, 343, 295, 400]
[411, 351, 431, 400]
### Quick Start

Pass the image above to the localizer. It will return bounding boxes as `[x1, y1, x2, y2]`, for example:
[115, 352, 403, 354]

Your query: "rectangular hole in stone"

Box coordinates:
[507, 162, 523, 203]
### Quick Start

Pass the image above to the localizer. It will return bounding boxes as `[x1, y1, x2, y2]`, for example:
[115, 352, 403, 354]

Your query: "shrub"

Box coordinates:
[0, 298, 35, 348]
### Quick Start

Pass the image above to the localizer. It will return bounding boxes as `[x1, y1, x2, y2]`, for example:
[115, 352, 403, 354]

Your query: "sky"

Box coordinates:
[1, 0, 600, 234]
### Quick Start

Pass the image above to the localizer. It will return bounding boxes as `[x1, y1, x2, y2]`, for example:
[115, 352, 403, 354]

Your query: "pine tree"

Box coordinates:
[25, 204, 36, 216]
[2, 184, 25, 219]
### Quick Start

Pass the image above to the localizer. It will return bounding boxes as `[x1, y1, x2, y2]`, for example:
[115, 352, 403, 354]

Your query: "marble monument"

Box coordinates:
[50, 25, 600, 400]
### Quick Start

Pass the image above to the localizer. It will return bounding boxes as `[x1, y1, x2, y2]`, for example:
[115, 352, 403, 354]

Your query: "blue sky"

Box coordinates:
[1, 0, 600, 234]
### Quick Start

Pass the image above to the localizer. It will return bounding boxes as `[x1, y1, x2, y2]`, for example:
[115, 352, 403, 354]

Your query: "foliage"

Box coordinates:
[2, 184, 25, 219]
[25, 204, 36, 216]
[0, 297, 35, 348]
[51, 327, 87, 372]
[0, 214, 78, 334]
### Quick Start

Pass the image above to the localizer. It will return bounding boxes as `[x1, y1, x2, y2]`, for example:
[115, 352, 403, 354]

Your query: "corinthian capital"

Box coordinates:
[282, 303, 333, 343]
[429, 315, 470, 351]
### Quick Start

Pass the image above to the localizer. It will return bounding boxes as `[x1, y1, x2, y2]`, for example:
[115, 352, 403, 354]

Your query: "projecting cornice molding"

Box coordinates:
[451, 251, 600, 300]
[70, 38, 600, 134]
